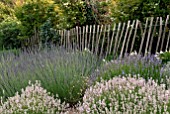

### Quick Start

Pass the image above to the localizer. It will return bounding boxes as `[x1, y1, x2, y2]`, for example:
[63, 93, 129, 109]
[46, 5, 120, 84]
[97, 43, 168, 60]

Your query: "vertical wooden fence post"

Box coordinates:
[79, 27, 82, 51]
[139, 18, 149, 54]
[161, 15, 169, 51]
[130, 20, 139, 53]
[82, 26, 85, 50]
[76, 26, 79, 49]
[125, 20, 135, 54]
[92, 25, 96, 53]
[95, 25, 100, 55]
[100, 25, 107, 57]
[113, 23, 122, 59]
[145, 17, 154, 56]
[166, 30, 170, 51]
[156, 17, 163, 52]
[88, 25, 92, 49]
[109, 24, 116, 55]
[120, 21, 131, 58]
[105, 25, 111, 58]
[85, 25, 88, 49]
[95, 25, 103, 55]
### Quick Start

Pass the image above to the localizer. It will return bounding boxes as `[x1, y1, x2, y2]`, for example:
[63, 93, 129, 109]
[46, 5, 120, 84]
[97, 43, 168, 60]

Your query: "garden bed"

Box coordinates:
[0, 47, 169, 114]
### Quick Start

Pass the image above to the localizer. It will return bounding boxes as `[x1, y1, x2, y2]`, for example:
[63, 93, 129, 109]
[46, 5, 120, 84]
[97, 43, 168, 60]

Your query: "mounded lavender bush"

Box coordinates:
[158, 51, 170, 64]
[78, 75, 170, 114]
[162, 61, 170, 76]
[0, 47, 101, 104]
[96, 54, 165, 85]
[161, 61, 170, 88]
[0, 81, 68, 114]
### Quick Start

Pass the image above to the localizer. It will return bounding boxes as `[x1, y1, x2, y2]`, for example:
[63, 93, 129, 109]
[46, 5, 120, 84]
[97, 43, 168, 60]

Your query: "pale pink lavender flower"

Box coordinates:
[0, 81, 68, 114]
[78, 75, 170, 114]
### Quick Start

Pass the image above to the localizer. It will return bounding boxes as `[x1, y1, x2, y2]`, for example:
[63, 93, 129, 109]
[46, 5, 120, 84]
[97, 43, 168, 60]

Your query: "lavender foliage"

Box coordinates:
[96, 54, 166, 86]
[0, 47, 101, 104]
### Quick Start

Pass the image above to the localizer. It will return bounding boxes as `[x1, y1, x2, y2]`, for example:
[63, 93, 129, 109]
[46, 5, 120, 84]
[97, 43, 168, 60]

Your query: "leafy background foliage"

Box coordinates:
[0, 0, 170, 49]
[109, 0, 170, 22]
[0, 18, 21, 50]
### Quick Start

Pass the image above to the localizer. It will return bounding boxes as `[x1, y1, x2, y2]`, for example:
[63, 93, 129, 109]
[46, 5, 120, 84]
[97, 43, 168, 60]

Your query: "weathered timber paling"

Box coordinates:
[109, 24, 116, 55]
[161, 15, 169, 51]
[125, 20, 135, 54]
[145, 17, 154, 56]
[113, 22, 122, 59]
[139, 18, 149, 54]
[130, 20, 139, 53]
[156, 17, 163, 53]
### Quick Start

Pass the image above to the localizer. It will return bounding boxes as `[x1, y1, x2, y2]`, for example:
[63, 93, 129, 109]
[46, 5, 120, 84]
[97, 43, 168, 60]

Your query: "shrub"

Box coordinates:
[0, 18, 21, 50]
[96, 54, 165, 85]
[0, 80, 68, 114]
[0, 1, 15, 22]
[161, 61, 170, 87]
[109, 0, 170, 22]
[109, 0, 141, 22]
[59, 0, 86, 29]
[163, 60, 170, 71]
[58, 0, 112, 28]
[14, 0, 62, 40]
[39, 18, 60, 46]
[161, 62, 170, 87]
[78, 76, 170, 113]
[84, 0, 112, 25]
[0, 47, 101, 105]
[159, 51, 170, 64]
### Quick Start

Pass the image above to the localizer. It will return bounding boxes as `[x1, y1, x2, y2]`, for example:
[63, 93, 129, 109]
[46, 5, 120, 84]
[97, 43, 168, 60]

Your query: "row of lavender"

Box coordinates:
[0, 47, 169, 113]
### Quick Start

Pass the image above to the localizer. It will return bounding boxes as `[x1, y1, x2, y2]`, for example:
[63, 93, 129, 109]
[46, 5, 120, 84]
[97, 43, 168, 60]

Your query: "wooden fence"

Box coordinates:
[58, 15, 170, 59]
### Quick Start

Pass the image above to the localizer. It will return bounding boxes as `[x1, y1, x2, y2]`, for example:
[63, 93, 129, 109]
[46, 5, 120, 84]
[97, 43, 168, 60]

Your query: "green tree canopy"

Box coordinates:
[109, 0, 170, 22]
[0, 2, 15, 22]
[15, 0, 62, 38]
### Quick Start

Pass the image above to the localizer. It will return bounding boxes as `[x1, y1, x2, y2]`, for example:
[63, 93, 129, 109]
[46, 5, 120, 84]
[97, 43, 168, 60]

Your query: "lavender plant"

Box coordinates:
[0, 47, 101, 105]
[96, 54, 165, 85]
[161, 61, 170, 88]
[0, 80, 68, 114]
[162, 61, 170, 76]
[159, 51, 170, 64]
[78, 75, 170, 114]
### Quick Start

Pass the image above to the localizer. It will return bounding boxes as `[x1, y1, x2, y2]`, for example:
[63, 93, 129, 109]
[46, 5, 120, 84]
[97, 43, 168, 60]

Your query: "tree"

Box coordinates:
[15, 0, 62, 39]
[0, 18, 21, 49]
[57, 0, 87, 28]
[84, 0, 112, 25]
[57, 0, 112, 28]
[0, 2, 15, 22]
[109, 0, 170, 22]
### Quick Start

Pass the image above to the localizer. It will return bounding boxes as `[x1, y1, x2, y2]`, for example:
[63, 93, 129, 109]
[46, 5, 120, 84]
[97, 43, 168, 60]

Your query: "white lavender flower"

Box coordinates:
[0, 81, 68, 114]
[78, 75, 170, 114]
